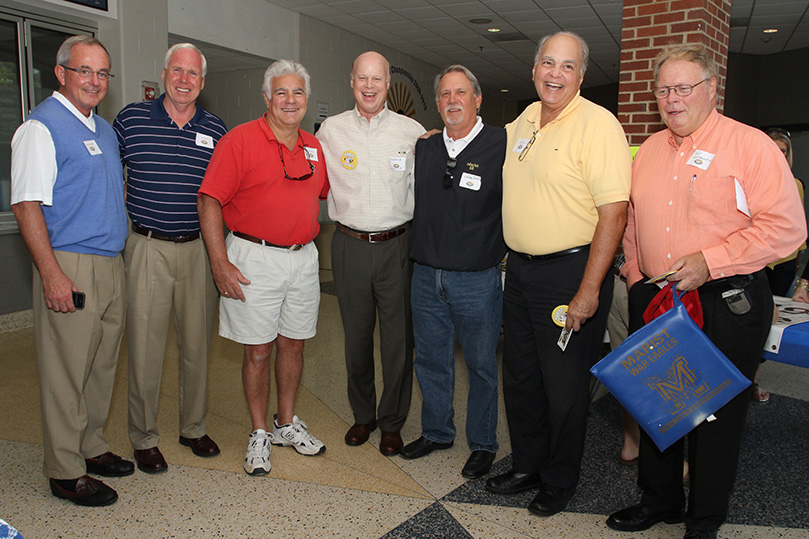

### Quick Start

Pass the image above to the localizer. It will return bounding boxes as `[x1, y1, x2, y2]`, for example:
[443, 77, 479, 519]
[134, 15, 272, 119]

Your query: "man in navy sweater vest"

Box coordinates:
[401, 65, 506, 480]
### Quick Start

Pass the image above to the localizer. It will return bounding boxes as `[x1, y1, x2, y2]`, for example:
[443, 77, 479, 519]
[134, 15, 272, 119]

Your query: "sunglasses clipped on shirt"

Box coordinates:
[278, 144, 316, 181]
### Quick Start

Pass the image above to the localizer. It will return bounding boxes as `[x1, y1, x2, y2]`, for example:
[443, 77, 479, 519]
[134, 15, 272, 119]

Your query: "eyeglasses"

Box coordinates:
[278, 145, 315, 181]
[60, 65, 114, 81]
[518, 130, 538, 161]
[653, 78, 708, 99]
[443, 158, 457, 189]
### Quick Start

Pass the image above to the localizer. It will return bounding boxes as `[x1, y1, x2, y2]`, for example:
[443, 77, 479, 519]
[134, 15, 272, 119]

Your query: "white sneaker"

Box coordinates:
[271, 414, 326, 456]
[244, 429, 271, 475]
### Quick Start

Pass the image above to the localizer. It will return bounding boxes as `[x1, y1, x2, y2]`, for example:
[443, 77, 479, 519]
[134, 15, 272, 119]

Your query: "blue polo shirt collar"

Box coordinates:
[149, 93, 207, 128]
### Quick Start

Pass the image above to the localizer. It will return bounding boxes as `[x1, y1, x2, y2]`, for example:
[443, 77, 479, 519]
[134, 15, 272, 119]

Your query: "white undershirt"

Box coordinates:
[11, 91, 98, 206]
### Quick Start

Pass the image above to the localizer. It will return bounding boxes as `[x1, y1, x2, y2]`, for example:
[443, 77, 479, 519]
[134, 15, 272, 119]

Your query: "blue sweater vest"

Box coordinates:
[28, 97, 127, 256]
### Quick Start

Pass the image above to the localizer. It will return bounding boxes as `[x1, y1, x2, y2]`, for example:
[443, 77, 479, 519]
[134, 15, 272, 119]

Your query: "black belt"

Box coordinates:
[232, 231, 306, 251]
[701, 269, 765, 290]
[336, 222, 410, 243]
[515, 244, 590, 261]
[132, 224, 199, 243]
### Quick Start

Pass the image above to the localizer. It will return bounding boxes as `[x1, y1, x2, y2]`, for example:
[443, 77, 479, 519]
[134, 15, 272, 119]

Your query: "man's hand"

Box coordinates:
[566, 289, 599, 332]
[667, 252, 710, 291]
[211, 260, 251, 302]
[419, 129, 441, 140]
[42, 271, 79, 312]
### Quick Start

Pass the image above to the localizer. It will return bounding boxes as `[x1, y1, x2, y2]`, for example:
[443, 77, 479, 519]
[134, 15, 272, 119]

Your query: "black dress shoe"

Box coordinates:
[400, 436, 453, 459]
[345, 421, 377, 446]
[684, 530, 717, 539]
[461, 450, 496, 479]
[606, 503, 684, 532]
[528, 484, 576, 517]
[134, 447, 168, 474]
[50, 476, 118, 506]
[179, 435, 221, 457]
[485, 470, 543, 494]
[85, 452, 135, 477]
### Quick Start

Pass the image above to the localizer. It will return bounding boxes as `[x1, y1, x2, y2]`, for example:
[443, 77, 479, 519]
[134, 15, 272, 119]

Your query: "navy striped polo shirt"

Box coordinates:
[113, 94, 227, 235]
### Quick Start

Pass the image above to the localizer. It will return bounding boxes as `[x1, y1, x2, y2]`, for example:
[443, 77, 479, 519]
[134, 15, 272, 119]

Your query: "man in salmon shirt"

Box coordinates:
[608, 44, 806, 539]
[198, 59, 329, 476]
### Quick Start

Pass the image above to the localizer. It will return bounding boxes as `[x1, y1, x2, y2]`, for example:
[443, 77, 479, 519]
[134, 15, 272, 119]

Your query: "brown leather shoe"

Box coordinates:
[380, 431, 403, 456]
[85, 451, 135, 477]
[345, 420, 377, 446]
[49, 475, 118, 506]
[134, 447, 168, 474]
[179, 434, 221, 457]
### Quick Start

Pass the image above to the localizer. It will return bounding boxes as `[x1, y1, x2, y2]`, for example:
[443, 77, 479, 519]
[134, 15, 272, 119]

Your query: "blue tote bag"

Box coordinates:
[590, 283, 751, 451]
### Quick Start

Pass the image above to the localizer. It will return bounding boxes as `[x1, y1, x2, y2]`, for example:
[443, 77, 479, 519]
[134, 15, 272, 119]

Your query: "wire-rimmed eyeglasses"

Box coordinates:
[653, 78, 709, 99]
[278, 145, 315, 181]
[518, 131, 538, 161]
[60, 65, 114, 81]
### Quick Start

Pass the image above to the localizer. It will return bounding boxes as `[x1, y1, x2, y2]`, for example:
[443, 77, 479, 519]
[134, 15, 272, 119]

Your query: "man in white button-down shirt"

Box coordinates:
[317, 51, 425, 456]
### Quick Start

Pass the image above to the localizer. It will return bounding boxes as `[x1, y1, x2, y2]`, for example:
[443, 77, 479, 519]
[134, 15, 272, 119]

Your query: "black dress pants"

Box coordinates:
[629, 272, 772, 532]
[502, 249, 612, 489]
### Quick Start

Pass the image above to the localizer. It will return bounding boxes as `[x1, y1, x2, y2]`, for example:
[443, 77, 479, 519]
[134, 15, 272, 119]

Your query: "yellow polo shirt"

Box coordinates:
[502, 93, 630, 255]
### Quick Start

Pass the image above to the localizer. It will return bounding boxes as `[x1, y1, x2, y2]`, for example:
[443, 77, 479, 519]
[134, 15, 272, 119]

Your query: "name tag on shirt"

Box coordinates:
[460, 172, 481, 191]
[389, 156, 406, 171]
[512, 138, 531, 153]
[686, 150, 715, 170]
[196, 133, 214, 148]
[304, 147, 319, 161]
[83, 140, 102, 155]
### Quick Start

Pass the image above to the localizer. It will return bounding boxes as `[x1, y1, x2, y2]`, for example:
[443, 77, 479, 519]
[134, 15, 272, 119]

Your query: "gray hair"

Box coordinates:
[433, 64, 482, 102]
[56, 35, 110, 67]
[533, 31, 589, 76]
[165, 43, 207, 77]
[653, 44, 719, 83]
[262, 59, 311, 99]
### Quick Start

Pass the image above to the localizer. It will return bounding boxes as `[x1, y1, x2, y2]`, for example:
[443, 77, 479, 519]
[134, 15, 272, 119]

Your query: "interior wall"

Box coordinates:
[197, 67, 268, 132]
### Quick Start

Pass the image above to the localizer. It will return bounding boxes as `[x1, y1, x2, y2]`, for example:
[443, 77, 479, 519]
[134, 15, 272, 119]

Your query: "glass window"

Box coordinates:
[0, 18, 22, 213]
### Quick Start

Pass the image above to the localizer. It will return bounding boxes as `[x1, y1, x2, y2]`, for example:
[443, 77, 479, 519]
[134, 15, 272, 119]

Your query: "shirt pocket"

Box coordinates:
[687, 175, 735, 225]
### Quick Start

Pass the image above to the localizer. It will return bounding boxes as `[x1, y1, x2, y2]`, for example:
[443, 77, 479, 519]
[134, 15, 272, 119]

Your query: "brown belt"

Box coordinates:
[132, 224, 199, 243]
[336, 222, 410, 243]
[232, 231, 306, 251]
[515, 244, 590, 261]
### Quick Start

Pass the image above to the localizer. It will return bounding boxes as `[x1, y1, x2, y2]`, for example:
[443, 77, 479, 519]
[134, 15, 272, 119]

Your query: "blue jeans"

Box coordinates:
[411, 263, 502, 452]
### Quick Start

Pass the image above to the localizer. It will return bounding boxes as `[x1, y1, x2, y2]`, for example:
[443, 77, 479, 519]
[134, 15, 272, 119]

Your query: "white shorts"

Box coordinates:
[218, 233, 320, 345]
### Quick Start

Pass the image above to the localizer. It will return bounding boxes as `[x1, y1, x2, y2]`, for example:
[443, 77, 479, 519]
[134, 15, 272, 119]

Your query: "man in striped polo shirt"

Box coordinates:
[113, 43, 227, 474]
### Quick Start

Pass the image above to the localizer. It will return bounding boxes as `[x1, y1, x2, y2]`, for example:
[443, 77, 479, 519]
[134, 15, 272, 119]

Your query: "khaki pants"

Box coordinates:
[124, 233, 217, 449]
[34, 251, 126, 479]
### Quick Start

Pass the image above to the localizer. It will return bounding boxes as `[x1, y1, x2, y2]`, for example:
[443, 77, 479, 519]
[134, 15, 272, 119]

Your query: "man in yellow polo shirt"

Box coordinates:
[485, 31, 630, 517]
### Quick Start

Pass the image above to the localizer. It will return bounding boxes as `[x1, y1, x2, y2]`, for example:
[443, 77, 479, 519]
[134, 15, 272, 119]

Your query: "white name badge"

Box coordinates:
[512, 138, 531, 153]
[686, 149, 715, 170]
[195, 133, 214, 148]
[304, 147, 319, 161]
[83, 140, 101, 155]
[389, 156, 406, 171]
[460, 172, 481, 191]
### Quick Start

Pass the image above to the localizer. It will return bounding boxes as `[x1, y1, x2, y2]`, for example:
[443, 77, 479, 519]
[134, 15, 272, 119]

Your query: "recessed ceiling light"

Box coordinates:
[487, 28, 501, 33]
[501, 89, 509, 93]
[469, 18, 492, 24]
[763, 28, 779, 33]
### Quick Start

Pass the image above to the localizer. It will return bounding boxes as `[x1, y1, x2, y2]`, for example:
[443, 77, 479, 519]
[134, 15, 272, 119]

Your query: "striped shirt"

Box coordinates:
[113, 94, 227, 235]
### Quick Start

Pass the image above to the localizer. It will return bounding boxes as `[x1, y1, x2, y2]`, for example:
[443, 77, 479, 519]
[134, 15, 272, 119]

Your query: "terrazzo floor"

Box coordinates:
[1, 269, 808, 538]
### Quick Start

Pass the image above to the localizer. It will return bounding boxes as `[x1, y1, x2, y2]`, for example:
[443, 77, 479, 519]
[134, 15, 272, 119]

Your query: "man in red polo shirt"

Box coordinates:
[198, 59, 329, 475]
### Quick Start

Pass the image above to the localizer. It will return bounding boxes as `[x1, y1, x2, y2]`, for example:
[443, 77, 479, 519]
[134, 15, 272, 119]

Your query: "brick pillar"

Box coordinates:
[618, 0, 731, 146]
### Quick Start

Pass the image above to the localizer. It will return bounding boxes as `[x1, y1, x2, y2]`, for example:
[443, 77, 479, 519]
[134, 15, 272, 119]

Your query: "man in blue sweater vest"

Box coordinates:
[401, 65, 506, 479]
[11, 35, 131, 506]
